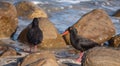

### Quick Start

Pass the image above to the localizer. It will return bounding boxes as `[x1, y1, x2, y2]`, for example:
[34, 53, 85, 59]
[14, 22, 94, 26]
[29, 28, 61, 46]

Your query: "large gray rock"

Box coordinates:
[63, 9, 116, 45]
[15, 1, 48, 19]
[82, 47, 120, 66]
[0, 47, 18, 58]
[18, 51, 59, 66]
[0, 1, 18, 38]
[108, 34, 120, 47]
[0, 44, 19, 58]
[18, 18, 66, 49]
[113, 9, 120, 17]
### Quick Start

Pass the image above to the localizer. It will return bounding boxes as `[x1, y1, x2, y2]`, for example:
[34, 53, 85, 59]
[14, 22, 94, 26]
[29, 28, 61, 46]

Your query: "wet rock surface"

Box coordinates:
[18, 51, 59, 66]
[0, 0, 119, 66]
[0, 47, 19, 58]
[82, 47, 120, 66]
[0, 41, 80, 66]
[0, 45, 8, 54]
[15, 1, 48, 19]
[64, 9, 116, 45]
[18, 18, 66, 49]
[0, 1, 18, 38]
[113, 9, 120, 17]
[108, 34, 120, 47]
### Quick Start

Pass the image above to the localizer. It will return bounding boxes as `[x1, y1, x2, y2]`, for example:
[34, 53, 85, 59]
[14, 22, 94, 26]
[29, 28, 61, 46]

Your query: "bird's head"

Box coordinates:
[32, 18, 39, 27]
[68, 26, 78, 34]
[62, 26, 78, 36]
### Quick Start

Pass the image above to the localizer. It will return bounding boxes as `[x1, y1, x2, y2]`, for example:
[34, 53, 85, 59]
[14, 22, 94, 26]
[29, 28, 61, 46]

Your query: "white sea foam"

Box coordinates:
[102, 5, 120, 11]
[31, 1, 44, 4]
[56, 0, 91, 4]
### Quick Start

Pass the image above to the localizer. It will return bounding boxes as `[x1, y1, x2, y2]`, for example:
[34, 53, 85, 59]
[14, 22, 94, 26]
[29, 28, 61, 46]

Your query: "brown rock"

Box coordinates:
[19, 51, 59, 66]
[18, 18, 66, 49]
[63, 9, 116, 45]
[108, 34, 120, 47]
[82, 47, 120, 66]
[0, 47, 18, 58]
[0, 39, 16, 45]
[15, 1, 48, 19]
[113, 9, 120, 17]
[0, 45, 8, 52]
[0, 1, 18, 38]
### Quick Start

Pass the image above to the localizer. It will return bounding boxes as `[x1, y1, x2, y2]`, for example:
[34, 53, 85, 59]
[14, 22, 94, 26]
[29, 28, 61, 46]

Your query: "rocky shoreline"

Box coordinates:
[0, 0, 120, 66]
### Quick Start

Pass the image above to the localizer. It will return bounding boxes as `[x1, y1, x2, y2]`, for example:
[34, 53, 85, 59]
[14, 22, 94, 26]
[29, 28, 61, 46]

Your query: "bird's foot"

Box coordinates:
[75, 52, 84, 64]
[76, 58, 82, 64]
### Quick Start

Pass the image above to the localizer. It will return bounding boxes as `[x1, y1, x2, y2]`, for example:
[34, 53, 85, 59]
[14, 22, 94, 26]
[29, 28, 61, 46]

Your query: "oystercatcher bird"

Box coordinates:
[27, 18, 43, 52]
[62, 26, 99, 63]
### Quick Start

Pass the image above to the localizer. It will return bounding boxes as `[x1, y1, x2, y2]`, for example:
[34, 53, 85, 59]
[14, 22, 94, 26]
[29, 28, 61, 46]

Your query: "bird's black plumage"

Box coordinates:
[27, 18, 43, 46]
[68, 26, 99, 52]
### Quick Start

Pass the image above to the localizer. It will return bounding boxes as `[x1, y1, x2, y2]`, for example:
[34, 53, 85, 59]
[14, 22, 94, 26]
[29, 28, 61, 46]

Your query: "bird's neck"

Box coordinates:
[70, 30, 78, 44]
[32, 25, 39, 28]
[70, 30, 78, 38]
[32, 22, 39, 28]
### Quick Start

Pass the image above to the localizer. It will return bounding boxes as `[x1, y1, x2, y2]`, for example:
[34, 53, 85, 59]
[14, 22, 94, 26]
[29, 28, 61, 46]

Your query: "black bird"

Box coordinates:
[27, 18, 43, 52]
[62, 26, 99, 63]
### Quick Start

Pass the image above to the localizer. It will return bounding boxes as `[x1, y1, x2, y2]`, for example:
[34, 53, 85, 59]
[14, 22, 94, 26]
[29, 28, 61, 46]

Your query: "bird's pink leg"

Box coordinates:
[76, 52, 84, 63]
[34, 45, 37, 52]
[30, 45, 32, 52]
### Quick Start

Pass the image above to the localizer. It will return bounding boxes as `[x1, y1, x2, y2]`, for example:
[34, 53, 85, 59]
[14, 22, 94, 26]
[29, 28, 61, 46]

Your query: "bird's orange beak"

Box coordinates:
[62, 30, 69, 36]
